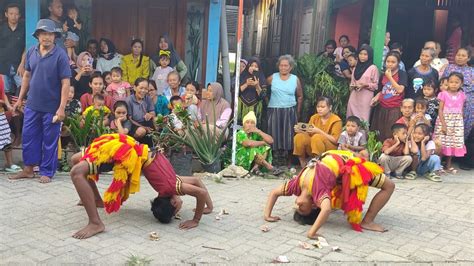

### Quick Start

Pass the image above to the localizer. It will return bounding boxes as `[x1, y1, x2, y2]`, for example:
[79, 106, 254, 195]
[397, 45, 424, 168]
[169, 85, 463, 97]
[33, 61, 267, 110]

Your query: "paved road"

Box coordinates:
[0, 169, 473, 265]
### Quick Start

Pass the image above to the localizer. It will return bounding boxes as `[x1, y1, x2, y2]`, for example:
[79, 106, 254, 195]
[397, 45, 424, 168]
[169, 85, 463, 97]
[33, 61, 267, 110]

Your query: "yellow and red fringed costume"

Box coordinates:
[321, 150, 384, 231]
[81, 134, 149, 213]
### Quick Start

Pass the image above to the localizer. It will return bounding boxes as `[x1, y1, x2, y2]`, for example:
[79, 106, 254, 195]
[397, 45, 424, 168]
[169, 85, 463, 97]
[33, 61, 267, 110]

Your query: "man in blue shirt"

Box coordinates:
[10, 19, 71, 183]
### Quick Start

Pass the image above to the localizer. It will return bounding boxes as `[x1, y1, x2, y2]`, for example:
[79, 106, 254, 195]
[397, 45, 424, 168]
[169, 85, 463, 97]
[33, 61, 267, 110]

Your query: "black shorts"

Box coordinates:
[85, 160, 114, 175]
[130, 120, 155, 136]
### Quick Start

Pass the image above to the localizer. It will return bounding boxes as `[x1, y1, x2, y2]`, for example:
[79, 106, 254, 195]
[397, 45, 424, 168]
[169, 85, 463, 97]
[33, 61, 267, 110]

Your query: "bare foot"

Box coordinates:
[39, 176, 52, 183]
[8, 170, 35, 180]
[72, 222, 105, 239]
[77, 200, 105, 208]
[361, 221, 388, 232]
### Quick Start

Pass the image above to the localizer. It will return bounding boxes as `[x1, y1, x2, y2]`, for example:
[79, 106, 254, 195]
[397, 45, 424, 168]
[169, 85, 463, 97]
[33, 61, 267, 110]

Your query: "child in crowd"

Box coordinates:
[439, 77, 448, 92]
[182, 81, 201, 122]
[65, 85, 82, 117]
[434, 72, 466, 173]
[148, 80, 169, 116]
[82, 94, 111, 126]
[347, 54, 357, 70]
[264, 150, 395, 238]
[338, 116, 368, 159]
[70, 134, 213, 239]
[62, 86, 82, 149]
[422, 79, 439, 129]
[395, 98, 415, 132]
[109, 101, 132, 135]
[378, 123, 412, 179]
[151, 50, 174, 95]
[168, 96, 185, 133]
[0, 76, 20, 172]
[411, 98, 432, 127]
[64, 6, 82, 65]
[405, 124, 442, 182]
[389, 42, 406, 71]
[102, 71, 112, 88]
[106, 67, 131, 103]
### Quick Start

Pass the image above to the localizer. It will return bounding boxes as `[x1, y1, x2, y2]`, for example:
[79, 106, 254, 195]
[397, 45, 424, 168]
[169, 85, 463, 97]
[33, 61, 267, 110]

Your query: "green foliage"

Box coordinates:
[153, 105, 192, 153]
[161, 104, 231, 165]
[295, 54, 350, 121]
[126, 254, 152, 266]
[59, 154, 71, 172]
[367, 131, 383, 162]
[187, 7, 203, 81]
[65, 110, 111, 150]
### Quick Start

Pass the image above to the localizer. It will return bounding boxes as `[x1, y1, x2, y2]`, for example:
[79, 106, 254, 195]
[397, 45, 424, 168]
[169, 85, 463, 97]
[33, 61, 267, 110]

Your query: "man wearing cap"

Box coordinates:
[10, 19, 71, 183]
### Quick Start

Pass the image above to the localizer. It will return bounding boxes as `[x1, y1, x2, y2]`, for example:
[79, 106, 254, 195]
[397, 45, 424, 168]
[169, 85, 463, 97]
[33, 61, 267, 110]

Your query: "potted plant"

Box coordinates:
[160, 104, 231, 173]
[65, 110, 111, 151]
[153, 109, 194, 176]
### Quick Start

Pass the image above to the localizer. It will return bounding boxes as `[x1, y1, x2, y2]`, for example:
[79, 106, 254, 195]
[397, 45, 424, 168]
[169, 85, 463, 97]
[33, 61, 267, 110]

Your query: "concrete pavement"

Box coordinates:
[0, 169, 473, 264]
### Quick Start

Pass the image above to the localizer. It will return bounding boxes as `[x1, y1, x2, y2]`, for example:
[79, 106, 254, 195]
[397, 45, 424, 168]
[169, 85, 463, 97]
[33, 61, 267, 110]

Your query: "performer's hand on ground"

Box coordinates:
[307, 232, 322, 239]
[264, 215, 280, 222]
[179, 220, 199, 230]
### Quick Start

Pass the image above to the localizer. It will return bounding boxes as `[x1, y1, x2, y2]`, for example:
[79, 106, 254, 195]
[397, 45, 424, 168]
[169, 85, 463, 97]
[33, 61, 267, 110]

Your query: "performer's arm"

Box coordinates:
[178, 183, 207, 229]
[307, 198, 331, 239]
[264, 184, 286, 222]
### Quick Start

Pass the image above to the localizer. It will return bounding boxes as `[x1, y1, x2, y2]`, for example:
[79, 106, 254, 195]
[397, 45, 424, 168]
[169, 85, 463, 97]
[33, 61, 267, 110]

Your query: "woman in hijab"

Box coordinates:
[347, 45, 379, 122]
[238, 57, 267, 127]
[96, 38, 122, 73]
[72, 51, 95, 99]
[152, 35, 188, 81]
[200, 82, 231, 137]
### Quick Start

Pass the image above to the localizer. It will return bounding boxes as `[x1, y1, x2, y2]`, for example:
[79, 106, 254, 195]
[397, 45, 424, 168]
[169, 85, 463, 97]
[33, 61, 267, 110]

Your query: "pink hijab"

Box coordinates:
[200, 82, 230, 124]
[76, 52, 95, 74]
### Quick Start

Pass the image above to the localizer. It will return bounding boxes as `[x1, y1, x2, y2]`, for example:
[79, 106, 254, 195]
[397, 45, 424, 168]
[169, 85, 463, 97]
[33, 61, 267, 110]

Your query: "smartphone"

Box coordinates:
[253, 70, 260, 80]
[87, 57, 94, 66]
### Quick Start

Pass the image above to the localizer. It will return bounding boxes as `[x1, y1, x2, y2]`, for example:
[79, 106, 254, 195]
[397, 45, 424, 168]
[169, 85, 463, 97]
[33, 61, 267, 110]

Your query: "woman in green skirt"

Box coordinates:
[236, 111, 282, 175]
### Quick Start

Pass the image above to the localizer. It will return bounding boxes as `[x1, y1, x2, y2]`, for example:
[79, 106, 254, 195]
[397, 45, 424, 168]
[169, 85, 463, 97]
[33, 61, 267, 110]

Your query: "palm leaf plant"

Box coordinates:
[65, 109, 111, 150]
[158, 104, 231, 168]
[367, 131, 383, 162]
[295, 54, 350, 121]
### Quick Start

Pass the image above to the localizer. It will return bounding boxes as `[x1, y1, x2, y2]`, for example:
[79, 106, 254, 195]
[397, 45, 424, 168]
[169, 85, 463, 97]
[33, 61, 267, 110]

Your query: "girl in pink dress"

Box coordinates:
[347, 45, 379, 122]
[434, 72, 466, 173]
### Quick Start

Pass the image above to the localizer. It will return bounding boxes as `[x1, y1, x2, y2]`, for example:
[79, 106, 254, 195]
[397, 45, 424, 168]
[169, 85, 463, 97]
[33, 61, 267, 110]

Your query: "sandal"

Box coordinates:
[425, 172, 442, 182]
[251, 169, 264, 177]
[404, 171, 417, 180]
[271, 168, 283, 176]
[445, 167, 458, 174]
[5, 164, 21, 173]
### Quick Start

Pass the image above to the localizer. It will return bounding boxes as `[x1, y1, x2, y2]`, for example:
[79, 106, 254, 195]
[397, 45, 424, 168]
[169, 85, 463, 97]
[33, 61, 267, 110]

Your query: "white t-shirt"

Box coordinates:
[409, 140, 436, 155]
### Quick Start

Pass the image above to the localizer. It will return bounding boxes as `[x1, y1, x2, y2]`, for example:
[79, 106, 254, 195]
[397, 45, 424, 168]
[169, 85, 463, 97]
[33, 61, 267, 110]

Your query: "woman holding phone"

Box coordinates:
[238, 58, 266, 127]
[293, 97, 342, 168]
[72, 51, 95, 100]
